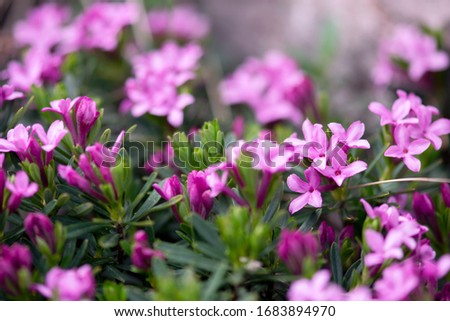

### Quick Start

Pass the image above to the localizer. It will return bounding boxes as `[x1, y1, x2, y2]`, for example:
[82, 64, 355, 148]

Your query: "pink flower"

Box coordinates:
[318, 158, 367, 186]
[35, 265, 95, 300]
[0, 244, 32, 296]
[24, 213, 56, 252]
[32, 120, 68, 153]
[153, 175, 183, 201]
[148, 5, 210, 41]
[60, 2, 138, 52]
[441, 183, 450, 208]
[374, 260, 419, 300]
[6, 48, 62, 91]
[5, 171, 38, 212]
[73, 97, 100, 148]
[364, 229, 404, 267]
[287, 168, 322, 214]
[220, 51, 315, 125]
[0, 84, 24, 108]
[409, 105, 450, 150]
[277, 229, 319, 274]
[131, 231, 165, 270]
[369, 90, 420, 126]
[0, 124, 31, 158]
[187, 170, 213, 219]
[122, 42, 202, 127]
[328, 120, 370, 149]
[372, 25, 449, 86]
[384, 125, 430, 172]
[288, 270, 344, 301]
[13, 4, 70, 51]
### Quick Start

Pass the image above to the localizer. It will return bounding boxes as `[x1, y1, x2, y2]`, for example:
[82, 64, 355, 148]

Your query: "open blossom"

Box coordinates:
[328, 121, 370, 149]
[153, 175, 183, 222]
[287, 168, 322, 214]
[0, 244, 32, 296]
[220, 51, 315, 125]
[374, 260, 419, 300]
[24, 213, 56, 252]
[5, 171, 38, 212]
[131, 231, 165, 270]
[121, 42, 202, 127]
[35, 265, 95, 301]
[288, 270, 344, 300]
[13, 3, 70, 51]
[32, 120, 68, 153]
[59, 2, 138, 53]
[277, 229, 319, 274]
[187, 170, 214, 219]
[0, 124, 31, 158]
[0, 84, 24, 108]
[369, 90, 420, 126]
[6, 48, 63, 91]
[318, 158, 367, 187]
[384, 125, 430, 172]
[148, 5, 210, 41]
[372, 25, 449, 86]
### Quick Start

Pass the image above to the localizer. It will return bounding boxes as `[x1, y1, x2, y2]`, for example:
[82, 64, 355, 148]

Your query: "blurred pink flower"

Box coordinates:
[5, 171, 38, 211]
[288, 270, 344, 300]
[220, 51, 314, 125]
[0, 84, 24, 108]
[287, 168, 322, 214]
[374, 260, 419, 300]
[148, 5, 210, 41]
[13, 4, 70, 51]
[384, 125, 430, 172]
[409, 105, 450, 150]
[32, 120, 68, 153]
[0, 244, 32, 296]
[372, 25, 449, 86]
[369, 90, 420, 126]
[35, 265, 95, 301]
[24, 213, 56, 252]
[131, 231, 165, 270]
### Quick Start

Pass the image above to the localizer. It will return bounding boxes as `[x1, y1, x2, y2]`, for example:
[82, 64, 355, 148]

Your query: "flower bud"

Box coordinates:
[318, 221, 335, 250]
[74, 96, 99, 148]
[413, 192, 440, 239]
[24, 213, 56, 252]
[187, 170, 213, 219]
[131, 231, 165, 270]
[277, 229, 319, 274]
[441, 184, 450, 208]
[35, 265, 96, 300]
[0, 244, 32, 296]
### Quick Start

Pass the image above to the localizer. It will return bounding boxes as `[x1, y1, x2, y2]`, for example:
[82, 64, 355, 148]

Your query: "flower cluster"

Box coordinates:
[370, 90, 450, 172]
[121, 42, 202, 127]
[372, 25, 449, 86]
[220, 51, 316, 125]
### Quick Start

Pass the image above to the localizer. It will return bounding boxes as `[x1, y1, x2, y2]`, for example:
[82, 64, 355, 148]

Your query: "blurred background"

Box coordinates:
[1, 0, 450, 123]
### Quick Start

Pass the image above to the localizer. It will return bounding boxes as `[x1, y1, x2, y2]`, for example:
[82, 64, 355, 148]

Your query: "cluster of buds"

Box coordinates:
[0, 244, 32, 297]
[131, 231, 165, 270]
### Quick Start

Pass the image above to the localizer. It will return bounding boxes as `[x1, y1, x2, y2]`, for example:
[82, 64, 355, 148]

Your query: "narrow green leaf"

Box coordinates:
[201, 261, 228, 300]
[330, 242, 343, 285]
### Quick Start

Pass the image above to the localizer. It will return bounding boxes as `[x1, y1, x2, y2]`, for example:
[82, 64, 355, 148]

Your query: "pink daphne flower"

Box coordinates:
[369, 90, 421, 126]
[287, 168, 322, 214]
[374, 260, 419, 300]
[318, 157, 367, 186]
[153, 175, 183, 222]
[372, 25, 449, 86]
[35, 265, 95, 301]
[32, 120, 68, 153]
[6, 48, 62, 92]
[384, 125, 430, 172]
[131, 231, 165, 270]
[220, 51, 315, 125]
[13, 3, 70, 51]
[409, 105, 450, 150]
[0, 84, 24, 108]
[328, 121, 370, 149]
[187, 170, 214, 219]
[148, 5, 210, 41]
[121, 42, 202, 127]
[5, 171, 38, 212]
[0, 124, 31, 158]
[288, 270, 344, 300]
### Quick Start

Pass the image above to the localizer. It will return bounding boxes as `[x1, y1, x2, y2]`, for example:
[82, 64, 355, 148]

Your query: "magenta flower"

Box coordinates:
[35, 265, 95, 301]
[42, 98, 77, 139]
[288, 270, 344, 301]
[277, 229, 319, 274]
[32, 120, 68, 153]
[318, 158, 367, 186]
[384, 125, 430, 172]
[122, 42, 202, 127]
[58, 165, 103, 201]
[153, 175, 183, 222]
[287, 168, 322, 214]
[5, 171, 38, 212]
[372, 25, 449, 86]
[413, 192, 440, 239]
[220, 51, 315, 125]
[441, 184, 450, 208]
[24, 213, 56, 252]
[131, 231, 165, 270]
[0, 124, 31, 159]
[409, 105, 450, 150]
[318, 221, 335, 250]
[73, 97, 100, 148]
[364, 229, 404, 267]
[187, 170, 214, 219]
[0, 244, 32, 296]
[374, 260, 419, 300]
[148, 5, 210, 41]
[6, 48, 62, 91]
[0, 84, 24, 108]
[13, 3, 70, 51]
[369, 90, 420, 126]
[328, 120, 370, 149]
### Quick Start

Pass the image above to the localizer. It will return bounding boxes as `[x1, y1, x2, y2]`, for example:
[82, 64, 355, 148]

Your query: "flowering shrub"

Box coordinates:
[0, 1, 449, 301]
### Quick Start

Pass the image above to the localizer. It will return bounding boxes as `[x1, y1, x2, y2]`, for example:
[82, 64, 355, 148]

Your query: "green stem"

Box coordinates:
[349, 177, 450, 190]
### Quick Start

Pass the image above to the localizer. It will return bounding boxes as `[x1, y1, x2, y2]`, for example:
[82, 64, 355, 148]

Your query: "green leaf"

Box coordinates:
[67, 202, 94, 217]
[128, 190, 161, 222]
[70, 239, 89, 267]
[66, 222, 111, 239]
[264, 185, 283, 222]
[190, 214, 225, 250]
[330, 242, 343, 285]
[201, 261, 228, 300]
[126, 172, 158, 217]
[299, 208, 322, 232]
[99, 233, 120, 249]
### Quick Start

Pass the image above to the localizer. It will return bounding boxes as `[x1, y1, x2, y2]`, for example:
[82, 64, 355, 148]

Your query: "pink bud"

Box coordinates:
[0, 244, 32, 296]
[441, 184, 450, 208]
[73, 96, 99, 148]
[24, 213, 56, 252]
